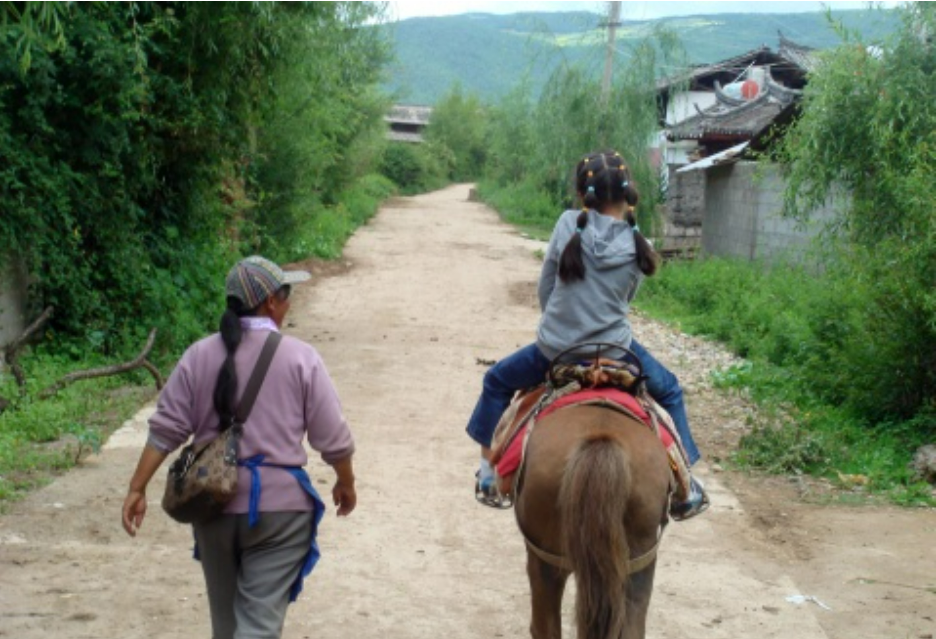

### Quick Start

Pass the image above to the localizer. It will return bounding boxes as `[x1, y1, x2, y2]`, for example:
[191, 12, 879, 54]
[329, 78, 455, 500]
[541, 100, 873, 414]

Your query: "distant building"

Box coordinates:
[655, 35, 817, 257]
[385, 105, 433, 143]
[658, 34, 813, 162]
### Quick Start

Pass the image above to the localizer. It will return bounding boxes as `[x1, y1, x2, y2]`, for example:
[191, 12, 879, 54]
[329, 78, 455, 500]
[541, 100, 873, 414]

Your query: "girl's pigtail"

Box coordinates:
[626, 207, 661, 276]
[559, 209, 589, 283]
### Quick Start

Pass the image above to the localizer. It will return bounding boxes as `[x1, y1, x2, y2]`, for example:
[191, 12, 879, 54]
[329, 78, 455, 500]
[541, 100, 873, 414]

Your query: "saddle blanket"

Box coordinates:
[495, 388, 675, 479]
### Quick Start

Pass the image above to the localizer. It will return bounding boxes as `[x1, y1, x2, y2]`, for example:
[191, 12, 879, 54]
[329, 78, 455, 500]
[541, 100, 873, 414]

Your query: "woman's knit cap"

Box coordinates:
[225, 256, 310, 308]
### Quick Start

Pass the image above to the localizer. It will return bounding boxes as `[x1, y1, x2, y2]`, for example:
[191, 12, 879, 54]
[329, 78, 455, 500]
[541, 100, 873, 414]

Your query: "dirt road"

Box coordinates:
[1, 184, 934, 639]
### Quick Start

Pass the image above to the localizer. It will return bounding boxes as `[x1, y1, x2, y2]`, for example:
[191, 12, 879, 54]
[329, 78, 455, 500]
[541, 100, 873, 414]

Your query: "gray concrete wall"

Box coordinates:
[701, 162, 840, 262]
[0, 256, 28, 354]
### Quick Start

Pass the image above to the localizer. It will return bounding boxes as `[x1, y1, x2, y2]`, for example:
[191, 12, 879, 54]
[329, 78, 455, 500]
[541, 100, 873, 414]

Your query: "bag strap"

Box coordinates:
[234, 331, 283, 426]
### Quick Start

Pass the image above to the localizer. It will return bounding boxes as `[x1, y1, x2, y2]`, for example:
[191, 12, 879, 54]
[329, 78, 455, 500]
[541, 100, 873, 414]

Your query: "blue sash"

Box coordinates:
[193, 455, 326, 603]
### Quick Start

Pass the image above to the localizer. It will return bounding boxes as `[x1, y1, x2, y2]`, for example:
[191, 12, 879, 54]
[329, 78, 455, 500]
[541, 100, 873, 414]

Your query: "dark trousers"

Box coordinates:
[193, 512, 312, 639]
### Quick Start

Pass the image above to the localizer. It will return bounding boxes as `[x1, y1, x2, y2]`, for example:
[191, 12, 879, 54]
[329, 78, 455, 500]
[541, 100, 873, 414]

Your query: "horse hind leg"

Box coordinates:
[623, 564, 658, 639]
[526, 549, 570, 639]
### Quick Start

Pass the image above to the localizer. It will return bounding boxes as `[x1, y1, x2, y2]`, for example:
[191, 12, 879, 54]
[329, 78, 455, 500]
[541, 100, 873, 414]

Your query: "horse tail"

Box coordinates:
[560, 434, 631, 639]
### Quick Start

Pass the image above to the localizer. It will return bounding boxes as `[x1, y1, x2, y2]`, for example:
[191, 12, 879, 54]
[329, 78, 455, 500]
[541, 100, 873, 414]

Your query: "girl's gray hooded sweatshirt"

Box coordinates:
[536, 209, 642, 361]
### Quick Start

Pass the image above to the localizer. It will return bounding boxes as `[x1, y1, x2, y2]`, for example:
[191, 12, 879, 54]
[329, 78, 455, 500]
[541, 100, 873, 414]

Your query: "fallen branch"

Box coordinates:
[38, 328, 162, 399]
[4, 306, 54, 391]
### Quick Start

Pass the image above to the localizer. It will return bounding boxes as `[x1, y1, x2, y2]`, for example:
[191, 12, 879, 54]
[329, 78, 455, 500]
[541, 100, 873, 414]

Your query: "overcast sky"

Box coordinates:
[388, 1, 898, 21]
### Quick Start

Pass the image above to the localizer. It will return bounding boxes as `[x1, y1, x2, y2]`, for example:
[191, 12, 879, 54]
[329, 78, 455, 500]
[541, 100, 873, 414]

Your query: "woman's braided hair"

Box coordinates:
[212, 287, 288, 430]
[558, 150, 660, 283]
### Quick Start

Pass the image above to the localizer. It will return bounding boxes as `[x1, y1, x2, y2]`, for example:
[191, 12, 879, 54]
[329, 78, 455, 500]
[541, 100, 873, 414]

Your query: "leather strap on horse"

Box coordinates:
[523, 531, 663, 575]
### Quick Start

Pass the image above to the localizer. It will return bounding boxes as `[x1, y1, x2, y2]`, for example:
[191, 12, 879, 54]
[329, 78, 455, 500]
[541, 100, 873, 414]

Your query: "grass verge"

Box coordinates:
[0, 351, 157, 508]
[639, 257, 935, 507]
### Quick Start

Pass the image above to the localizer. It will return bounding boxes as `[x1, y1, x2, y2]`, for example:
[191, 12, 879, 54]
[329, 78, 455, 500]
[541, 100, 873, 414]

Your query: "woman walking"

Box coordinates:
[122, 255, 356, 638]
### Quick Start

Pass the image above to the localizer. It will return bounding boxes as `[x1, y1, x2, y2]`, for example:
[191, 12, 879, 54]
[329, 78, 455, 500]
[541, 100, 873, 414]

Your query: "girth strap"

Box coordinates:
[522, 531, 663, 575]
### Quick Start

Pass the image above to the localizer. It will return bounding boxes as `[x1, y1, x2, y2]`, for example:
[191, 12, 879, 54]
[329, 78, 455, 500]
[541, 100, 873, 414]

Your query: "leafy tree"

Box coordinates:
[481, 25, 685, 232]
[777, 3, 936, 421]
[423, 83, 488, 181]
[248, 2, 392, 256]
[0, 2, 390, 355]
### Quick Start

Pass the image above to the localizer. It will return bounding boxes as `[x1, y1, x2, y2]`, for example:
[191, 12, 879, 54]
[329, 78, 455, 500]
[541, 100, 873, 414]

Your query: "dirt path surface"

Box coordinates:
[1, 184, 934, 639]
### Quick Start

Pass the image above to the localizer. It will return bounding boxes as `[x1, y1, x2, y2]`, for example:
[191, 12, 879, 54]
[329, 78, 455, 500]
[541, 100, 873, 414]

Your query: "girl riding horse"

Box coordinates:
[466, 149, 708, 520]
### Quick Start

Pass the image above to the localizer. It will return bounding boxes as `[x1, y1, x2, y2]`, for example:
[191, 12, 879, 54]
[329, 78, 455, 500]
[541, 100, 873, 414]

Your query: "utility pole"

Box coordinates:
[601, 1, 622, 106]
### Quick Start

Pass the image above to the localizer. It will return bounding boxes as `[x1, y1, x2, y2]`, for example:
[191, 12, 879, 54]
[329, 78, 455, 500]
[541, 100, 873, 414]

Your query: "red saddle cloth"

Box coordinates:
[496, 388, 673, 479]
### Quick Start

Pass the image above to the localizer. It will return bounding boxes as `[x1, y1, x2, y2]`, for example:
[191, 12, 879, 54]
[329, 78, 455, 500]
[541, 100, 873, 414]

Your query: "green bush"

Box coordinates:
[639, 256, 936, 504]
[379, 141, 450, 194]
[423, 83, 488, 181]
[0, 2, 391, 357]
[477, 27, 685, 235]
[282, 174, 396, 260]
[777, 4, 936, 422]
[0, 2, 394, 506]
[476, 179, 559, 237]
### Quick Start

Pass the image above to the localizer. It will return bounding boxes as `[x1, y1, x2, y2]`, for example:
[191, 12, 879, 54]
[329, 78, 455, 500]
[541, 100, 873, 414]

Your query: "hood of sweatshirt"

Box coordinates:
[579, 209, 636, 269]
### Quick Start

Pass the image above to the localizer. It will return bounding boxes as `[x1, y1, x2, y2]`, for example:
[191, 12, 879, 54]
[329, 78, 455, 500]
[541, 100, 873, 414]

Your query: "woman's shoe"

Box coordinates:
[670, 476, 710, 521]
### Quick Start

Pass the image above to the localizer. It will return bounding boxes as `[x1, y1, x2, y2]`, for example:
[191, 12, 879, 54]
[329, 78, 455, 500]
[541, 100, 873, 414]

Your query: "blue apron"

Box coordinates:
[193, 455, 326, 603]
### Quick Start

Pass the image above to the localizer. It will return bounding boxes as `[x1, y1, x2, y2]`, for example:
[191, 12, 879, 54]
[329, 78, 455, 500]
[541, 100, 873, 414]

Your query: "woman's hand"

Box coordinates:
[328, 455, 356, 516]
[122, 489, 148, 537]
[122, 445, 168, 537]
[332, 481, 357, 517]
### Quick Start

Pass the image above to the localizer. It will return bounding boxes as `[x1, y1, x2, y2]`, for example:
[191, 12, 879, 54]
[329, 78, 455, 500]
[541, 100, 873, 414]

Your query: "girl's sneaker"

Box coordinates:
[670, 476, 710, 521]
[474, 460, 512, 509]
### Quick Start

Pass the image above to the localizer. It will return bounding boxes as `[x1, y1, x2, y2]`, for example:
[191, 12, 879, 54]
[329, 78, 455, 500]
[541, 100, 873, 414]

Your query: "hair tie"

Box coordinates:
[622, 181, 629, 188]
[633, 224, 640, 233]
[575, 227, 583, 234]
[586, 185, 595, 193]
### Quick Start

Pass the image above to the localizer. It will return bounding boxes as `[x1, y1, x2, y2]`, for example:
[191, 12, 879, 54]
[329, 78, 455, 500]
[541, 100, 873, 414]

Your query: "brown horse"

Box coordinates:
[513, 404, 671, 639]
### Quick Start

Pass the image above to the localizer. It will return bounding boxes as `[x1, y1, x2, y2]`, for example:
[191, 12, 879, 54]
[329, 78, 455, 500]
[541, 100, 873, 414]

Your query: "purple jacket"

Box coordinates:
[148, 327, 354, 514]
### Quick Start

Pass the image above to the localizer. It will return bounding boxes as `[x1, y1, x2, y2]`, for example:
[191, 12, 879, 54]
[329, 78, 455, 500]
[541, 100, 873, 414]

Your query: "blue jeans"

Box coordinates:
[629, 338, 701, 465]
[465, 343, 551, 448]
[465, 340, 702, 466]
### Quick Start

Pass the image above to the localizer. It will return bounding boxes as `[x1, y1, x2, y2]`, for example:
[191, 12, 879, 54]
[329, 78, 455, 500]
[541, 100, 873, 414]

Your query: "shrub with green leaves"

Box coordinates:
[379, 141, 450, 194]
[423, 83, 489, 181]
[639, 256, 935, 503]
[777, 4, 936, 422]
[0, 2, 393, 505]
[0, 2, 391, 357]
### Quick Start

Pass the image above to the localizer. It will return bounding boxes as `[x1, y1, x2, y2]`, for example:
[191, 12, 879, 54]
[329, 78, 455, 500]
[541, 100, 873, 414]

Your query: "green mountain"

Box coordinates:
[379, 9, 900, 105]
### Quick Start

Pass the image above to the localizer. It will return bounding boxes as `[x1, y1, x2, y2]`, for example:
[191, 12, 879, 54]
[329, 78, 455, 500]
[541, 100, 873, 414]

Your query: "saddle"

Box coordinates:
[487, 355, 693, 506]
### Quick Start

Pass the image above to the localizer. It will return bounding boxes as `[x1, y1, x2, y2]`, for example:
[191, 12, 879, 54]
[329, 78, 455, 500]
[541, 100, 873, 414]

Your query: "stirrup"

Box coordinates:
[475, 473, 513, 509]
[669, 478, 710, 522]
